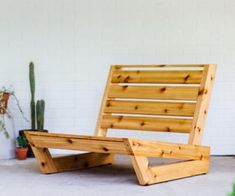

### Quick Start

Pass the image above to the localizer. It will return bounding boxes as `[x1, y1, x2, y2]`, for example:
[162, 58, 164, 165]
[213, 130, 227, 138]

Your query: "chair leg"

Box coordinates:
[31, 145, 114, 174]
[130, 154, 209, 185]
[30, 146, 57, 174]
[130, 155, 152, 185]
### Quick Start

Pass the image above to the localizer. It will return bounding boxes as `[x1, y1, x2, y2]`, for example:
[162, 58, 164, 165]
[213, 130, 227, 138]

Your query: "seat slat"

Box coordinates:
[28, 133, 127, 154]
[112, 70, 203, 84]
[108, 85, 199, 100]
[101, 115, 192, 133]
[104, 100, 196, 116]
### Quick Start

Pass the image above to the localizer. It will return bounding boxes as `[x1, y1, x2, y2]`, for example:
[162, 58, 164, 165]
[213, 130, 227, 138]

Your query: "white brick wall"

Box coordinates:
[0, 0, 235, 154]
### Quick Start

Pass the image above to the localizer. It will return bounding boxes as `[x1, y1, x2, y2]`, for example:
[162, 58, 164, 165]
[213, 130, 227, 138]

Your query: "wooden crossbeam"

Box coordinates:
[130, 156, 209, 185]
[149, 160, 209, 183]
[25, 132, 127, 155]
[25, 132, 209, 161]
[127, 138, 210, 160]
[52, 153, 114, 172]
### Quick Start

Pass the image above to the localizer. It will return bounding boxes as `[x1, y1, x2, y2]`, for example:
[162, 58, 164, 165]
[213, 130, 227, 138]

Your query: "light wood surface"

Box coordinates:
[25, 132, 209, 160]
[112, 70, 203, 84]
[127, 138, 210, 160]
[149, 160, 209, 184]
[113, 64, 205, 68]
[25, 64, 216, 185]
[95, 66, 115, 137]
[189, 64, 217, 145]
[101, 115, 192, 133]
[104, 100, 196, 116]
[108, 85, 199, 100]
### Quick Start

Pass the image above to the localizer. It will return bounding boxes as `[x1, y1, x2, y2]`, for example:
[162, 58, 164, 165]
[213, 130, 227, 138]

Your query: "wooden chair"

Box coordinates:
[25, 64, 217, 185]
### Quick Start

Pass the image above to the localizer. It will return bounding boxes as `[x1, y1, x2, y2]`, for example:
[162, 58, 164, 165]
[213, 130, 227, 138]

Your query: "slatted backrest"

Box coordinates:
[95, 65, 217, 145]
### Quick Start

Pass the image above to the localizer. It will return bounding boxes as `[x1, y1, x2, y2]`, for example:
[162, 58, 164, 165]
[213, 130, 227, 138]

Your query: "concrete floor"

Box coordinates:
[0, 155, 234, 196]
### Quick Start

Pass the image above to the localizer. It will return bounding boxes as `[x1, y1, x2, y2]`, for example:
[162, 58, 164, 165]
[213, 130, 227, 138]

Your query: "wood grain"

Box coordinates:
[104, 100, 196, 116]
[101, 115, 192, 133]
[112, 70, 203, 84]
[149, 160, 209, 184]
[108, 85, 199, 100]
[189, 64, 217, 145]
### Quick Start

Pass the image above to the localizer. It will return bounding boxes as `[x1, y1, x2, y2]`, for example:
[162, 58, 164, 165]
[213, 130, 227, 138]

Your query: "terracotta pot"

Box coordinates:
[0, 92, 10, 114]
[16, 147, 28, 160]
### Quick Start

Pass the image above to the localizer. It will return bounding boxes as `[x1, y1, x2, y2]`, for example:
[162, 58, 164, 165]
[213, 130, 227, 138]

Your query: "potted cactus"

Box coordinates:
[19, 62, 47, 157]
[28, 61, 46, 131]
[16, 135, 28, 160]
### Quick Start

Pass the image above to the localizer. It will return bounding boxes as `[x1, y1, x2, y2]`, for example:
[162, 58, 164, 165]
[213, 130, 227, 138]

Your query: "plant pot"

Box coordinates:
[16, 147, 28, 160]
[0, 92, 10, 114]
[19, 129, 48, 158]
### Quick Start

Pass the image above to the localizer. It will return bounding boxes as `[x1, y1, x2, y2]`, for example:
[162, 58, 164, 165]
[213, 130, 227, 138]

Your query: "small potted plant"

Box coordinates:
[0, 86, 28, 138]
[16, 135, 28, 160]
[0, 86, 28, 160]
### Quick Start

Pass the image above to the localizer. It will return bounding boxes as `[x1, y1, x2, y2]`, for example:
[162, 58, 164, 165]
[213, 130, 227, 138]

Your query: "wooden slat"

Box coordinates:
[113, 64, 205, 68]
[149, 160, 209, 184]
[104, 100, 196, 116]
[27, 132, 127, 154]
[112, 70, 203, 84]
[26, 132, 209, 161]
[127, 138, 210, 160]
[108, 85, 199, 100]
[25, 131, 124, 142]
[101, 115, 192, 133]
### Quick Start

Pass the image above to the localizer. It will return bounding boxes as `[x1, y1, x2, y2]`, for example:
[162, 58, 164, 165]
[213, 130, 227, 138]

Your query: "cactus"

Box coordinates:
[29, 62, 46, 130]
[29, 62, 36, 129]
[36, 100, 45, 130]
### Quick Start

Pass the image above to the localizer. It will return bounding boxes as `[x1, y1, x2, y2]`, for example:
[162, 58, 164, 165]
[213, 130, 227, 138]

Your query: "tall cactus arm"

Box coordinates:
[36, 100, 45, 130]
[29, 62, 36, 129]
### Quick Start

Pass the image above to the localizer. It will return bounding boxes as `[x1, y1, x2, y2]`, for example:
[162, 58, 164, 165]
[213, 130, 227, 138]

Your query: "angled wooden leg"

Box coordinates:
[30, 146, 57, 174]
[130, 155, 152, 185]
[130, 155, 209, 185]
[126, 139, 210, 185]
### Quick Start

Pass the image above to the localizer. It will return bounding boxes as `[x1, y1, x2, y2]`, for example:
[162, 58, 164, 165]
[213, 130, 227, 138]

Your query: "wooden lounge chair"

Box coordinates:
[25, 64, 217, 185]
